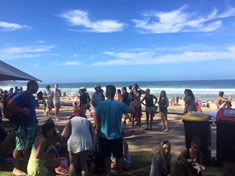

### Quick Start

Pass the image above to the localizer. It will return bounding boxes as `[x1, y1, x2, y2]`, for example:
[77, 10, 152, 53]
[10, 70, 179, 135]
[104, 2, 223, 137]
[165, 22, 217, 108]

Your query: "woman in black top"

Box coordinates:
[181, 136, 203, 176]
[184, 89, 196, 114]
[141, 89, 158, 130]
[158, 90, 169, 132]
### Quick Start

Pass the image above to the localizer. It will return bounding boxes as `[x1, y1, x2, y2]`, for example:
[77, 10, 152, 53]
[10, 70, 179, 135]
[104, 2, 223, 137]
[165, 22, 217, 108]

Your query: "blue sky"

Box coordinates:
[1, 0, 235, 83]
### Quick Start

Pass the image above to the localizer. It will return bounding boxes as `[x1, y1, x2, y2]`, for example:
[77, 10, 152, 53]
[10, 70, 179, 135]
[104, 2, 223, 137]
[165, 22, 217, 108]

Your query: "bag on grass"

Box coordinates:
[55, 157, 69, 175]
[53, 146, 69, 175]
[88, 145, 105, 174]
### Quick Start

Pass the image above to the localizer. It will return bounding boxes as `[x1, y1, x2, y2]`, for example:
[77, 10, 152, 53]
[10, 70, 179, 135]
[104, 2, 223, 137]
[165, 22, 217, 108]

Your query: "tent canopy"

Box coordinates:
[0, 60, 41, 82]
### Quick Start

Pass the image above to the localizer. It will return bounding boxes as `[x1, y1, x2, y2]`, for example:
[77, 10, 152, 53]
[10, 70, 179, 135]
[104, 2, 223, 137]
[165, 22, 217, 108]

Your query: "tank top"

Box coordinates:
[185, 149, 202, 176]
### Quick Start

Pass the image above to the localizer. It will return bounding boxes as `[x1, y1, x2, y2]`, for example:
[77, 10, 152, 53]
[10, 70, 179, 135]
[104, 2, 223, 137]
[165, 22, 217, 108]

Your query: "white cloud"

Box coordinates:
[60, 9, 125, 33]
[0, 45, 54, 60]
[50, 61, 57, 65]
[133, 6, 235, 33]
[51, 61, 81, 66]
[93, 45, 235, 66]
[73, 54, 78, 57]
[34, 40, 46, 44]
[61, 61, 81, 66]
[0, 21, 31, 31]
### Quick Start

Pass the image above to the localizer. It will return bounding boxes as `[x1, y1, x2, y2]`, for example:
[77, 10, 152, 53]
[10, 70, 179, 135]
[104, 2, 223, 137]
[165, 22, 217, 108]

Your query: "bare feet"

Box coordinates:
[160, 128, 165, 132]
[12, 168, 26, 176]
[55, 118, 59, 122]
[164, 129, 169, 132]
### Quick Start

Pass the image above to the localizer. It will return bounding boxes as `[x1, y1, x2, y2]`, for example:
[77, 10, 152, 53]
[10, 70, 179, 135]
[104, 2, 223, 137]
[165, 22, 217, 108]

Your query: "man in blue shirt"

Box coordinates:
[96, 85, 129, 176]
[8, 80, 38, 176]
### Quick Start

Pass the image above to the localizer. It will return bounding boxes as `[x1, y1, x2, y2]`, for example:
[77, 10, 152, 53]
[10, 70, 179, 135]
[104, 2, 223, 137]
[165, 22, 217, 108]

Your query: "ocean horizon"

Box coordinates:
[1, 79, 235, 100]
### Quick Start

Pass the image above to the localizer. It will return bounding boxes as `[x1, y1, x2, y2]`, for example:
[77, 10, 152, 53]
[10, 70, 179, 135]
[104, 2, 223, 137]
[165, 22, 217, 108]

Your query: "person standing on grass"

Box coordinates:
[96, 85, 130, 176]
[79, 87, 90, 117]
[158, 90, 169, 132]
[62, 110, 95, 176]
[132, 84, 145, 131]
[43, 85, 53, 118]
[121, 87, 131, 125]
[7, 80, 38, 176]
[52, 84, 61, 121]
[141, 89, 158, 130]
[91, 84, 104, 123]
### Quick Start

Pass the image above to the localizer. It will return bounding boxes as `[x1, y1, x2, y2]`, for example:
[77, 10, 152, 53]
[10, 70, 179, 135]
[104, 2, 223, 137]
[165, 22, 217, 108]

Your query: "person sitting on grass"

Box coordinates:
[181, 136, 203, 176]
[150, 140, 171, 176]
[111, 132, 131, 170]
[172, 155, 192, 176]
[141, 88, 158, 130]
[27, 119, 60, 176]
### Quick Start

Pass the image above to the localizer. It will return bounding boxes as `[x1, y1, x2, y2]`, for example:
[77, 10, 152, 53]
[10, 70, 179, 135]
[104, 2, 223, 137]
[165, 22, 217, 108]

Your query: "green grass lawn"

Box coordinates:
[0, 120, 223, 176]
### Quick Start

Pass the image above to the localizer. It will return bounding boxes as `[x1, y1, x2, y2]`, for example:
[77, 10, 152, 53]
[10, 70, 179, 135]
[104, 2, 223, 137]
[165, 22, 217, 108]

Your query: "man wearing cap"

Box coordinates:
[215, 91, 231, 109]
[91, 84, 104, 123]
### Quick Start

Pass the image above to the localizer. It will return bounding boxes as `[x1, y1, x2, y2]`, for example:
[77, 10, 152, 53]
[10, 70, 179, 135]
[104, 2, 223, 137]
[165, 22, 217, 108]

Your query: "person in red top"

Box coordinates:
[116, 89, 122, 101]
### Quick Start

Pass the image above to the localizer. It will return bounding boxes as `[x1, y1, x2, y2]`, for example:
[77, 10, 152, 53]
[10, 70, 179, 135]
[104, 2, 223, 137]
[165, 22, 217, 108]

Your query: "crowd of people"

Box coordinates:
[0, 82, 234, 176]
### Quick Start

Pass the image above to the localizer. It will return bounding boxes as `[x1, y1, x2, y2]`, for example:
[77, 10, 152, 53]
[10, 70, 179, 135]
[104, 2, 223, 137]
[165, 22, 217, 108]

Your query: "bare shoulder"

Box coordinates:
[35, 136, 47, 147]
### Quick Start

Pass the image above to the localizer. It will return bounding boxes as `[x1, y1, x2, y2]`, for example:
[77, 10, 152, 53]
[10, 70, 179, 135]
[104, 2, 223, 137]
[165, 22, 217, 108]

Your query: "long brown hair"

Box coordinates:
[159, 140, 171, 174]
[172, 155, 192, 176]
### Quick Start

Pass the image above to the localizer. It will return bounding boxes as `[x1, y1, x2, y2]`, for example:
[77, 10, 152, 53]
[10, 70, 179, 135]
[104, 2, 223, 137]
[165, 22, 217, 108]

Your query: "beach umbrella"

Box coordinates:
[0, 60, 41, 81]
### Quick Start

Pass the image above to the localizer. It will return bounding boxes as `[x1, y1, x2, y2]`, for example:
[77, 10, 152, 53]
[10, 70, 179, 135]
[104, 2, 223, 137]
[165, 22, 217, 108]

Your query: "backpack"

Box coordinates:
[88, 151, 105, 174]
[3, 92, 29, 123]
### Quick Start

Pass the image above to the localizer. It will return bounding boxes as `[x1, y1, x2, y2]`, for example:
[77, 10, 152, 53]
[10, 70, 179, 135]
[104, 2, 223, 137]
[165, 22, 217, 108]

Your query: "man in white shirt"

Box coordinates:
[52, 84, 61, 121]
[43, 85, 53, 118]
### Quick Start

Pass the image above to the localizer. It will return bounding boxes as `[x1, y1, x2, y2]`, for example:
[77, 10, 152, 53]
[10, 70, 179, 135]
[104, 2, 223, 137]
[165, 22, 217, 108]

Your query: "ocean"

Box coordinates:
[1, 80, 235, 100]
